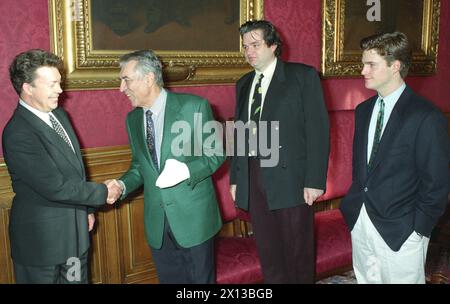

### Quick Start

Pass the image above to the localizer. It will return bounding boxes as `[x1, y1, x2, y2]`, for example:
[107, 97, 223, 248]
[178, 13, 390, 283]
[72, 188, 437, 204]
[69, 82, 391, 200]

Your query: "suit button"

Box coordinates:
[364, 187, 368, 192]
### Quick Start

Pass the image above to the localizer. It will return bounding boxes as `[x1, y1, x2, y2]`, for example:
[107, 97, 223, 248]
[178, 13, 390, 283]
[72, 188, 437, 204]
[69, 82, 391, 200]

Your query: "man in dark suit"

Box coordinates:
[108, 50, 224, 283]
[2, 49, 119, 283]
[340, 32, 449, 283]
[230, 20, 330, 283]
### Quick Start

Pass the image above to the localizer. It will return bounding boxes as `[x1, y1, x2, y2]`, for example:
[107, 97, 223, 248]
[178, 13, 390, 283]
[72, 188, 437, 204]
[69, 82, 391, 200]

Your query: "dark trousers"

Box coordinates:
[151, 215, 215, 284]
[249, 158, 315, 284]
[14, 250, 89, 284]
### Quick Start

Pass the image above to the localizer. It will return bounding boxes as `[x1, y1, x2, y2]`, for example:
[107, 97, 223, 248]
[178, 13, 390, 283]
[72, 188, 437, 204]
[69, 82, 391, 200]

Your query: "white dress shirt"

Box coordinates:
[367, 83, 406, 163]
[247, 58, 277, 122]
[19, 99, 74, 152]
[142, 89, 167, 168]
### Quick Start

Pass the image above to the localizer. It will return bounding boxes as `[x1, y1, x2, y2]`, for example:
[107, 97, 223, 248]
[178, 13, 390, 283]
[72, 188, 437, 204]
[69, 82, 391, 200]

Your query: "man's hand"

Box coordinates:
[104, 179, 123, 204]
[155, 159, 190, 188]
[303, 187, 324, 206]
[88, 213, 95, 232]
[230, 184, 236, 201]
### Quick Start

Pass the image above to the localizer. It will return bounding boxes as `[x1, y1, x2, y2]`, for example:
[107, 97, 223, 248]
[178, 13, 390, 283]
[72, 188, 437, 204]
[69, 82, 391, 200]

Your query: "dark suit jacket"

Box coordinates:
[230, 60, 330, 210]
[2, 105, 107, 266]
[120, 92, 224, 249]
[340, 86, 449, 251]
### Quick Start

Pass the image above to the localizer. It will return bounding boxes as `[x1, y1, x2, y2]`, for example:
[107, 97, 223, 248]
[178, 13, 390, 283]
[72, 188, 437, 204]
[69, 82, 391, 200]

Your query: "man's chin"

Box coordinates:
[364, 81, 374, 90]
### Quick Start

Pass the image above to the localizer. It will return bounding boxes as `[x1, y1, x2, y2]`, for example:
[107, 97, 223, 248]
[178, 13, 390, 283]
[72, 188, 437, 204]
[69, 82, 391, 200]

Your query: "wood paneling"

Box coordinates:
[0, 145, 158, 284]
[1, 111, 448, 283]
[0, 145, 255, 284]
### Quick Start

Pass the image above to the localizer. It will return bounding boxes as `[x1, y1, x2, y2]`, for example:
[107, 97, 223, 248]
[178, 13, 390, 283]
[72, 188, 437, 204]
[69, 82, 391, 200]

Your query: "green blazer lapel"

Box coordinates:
[160, 93, 183, 171]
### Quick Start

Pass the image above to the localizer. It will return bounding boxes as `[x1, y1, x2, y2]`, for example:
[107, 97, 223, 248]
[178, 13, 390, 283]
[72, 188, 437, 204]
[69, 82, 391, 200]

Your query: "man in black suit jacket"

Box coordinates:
[2, 49, 120, 283]
[340, 32, 449, 283]
[230, 20, 330, 283]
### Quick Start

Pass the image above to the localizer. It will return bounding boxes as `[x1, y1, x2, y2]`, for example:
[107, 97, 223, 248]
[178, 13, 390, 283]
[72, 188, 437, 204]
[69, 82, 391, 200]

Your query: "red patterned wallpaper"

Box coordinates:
[0, 0, 449, 155]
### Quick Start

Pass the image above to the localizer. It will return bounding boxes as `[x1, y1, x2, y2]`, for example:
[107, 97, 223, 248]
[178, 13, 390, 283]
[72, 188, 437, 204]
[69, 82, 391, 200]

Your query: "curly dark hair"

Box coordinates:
[9, 49, 63, 95]
[239, 20, 282, 57]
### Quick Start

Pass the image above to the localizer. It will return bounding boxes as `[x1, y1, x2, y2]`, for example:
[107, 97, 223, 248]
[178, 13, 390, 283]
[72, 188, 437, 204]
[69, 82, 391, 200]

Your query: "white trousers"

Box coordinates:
[351, 204, 429, 284]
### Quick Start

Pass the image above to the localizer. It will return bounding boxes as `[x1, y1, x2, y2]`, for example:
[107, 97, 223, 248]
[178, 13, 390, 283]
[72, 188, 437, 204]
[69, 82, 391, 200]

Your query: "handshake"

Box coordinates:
[103, 159, 190, 205]
[103, 179, 123, 205]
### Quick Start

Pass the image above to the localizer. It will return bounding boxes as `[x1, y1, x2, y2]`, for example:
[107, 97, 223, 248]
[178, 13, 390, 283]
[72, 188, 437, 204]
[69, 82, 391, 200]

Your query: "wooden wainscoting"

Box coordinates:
[1, 113, 448, 283]
[0, 158, 14, 283]
[0, 145, 159, 284]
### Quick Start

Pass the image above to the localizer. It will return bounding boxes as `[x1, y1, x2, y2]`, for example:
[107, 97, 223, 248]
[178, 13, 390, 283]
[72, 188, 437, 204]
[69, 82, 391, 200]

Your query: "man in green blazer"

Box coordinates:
[109, 50, 224, 283]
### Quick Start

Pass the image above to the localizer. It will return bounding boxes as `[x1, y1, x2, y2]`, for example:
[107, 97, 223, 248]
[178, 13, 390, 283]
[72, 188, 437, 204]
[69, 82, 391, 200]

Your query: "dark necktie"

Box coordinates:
[146, 110, 159, 170]
[49, 114, 73, 151]
[248, 74, 264, 157]
[250, 73, 264, 122]
[368, 99, 385, 169]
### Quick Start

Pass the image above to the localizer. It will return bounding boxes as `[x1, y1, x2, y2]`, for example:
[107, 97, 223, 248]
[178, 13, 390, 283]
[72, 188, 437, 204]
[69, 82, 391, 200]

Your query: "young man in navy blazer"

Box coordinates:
[340, 32, 449, 284]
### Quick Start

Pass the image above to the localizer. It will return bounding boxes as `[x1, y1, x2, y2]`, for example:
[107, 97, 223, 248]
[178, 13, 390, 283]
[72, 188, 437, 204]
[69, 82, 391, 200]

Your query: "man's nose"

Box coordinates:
[119, 80, 126, 92]
[361, 66, 368, 75]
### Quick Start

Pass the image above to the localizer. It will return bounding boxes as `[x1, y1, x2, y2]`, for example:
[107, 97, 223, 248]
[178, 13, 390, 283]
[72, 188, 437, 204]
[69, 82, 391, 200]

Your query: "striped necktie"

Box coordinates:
[248, 74, 264, 157]
[250, 73, 264, 122]
[368, 99, 385, 169]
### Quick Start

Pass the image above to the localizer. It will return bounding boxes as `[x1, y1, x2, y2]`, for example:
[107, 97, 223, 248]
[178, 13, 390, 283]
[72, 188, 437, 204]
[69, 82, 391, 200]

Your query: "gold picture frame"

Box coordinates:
[49, 0, 264, 90]
[321, 0, 440, 77]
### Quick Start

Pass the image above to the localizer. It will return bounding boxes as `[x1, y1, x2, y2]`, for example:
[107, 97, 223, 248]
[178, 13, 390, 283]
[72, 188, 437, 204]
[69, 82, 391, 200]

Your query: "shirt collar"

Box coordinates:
[255, 57, 277, 79]
[19, 99, 52, 121]
[378, 82, 406, 106]
[144, 89, 167, 116]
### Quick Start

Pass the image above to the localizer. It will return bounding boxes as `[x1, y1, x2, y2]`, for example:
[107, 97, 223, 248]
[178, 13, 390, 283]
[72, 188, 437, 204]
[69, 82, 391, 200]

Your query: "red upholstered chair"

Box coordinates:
[315, 209, 352, 279]
[314, 110, 354, 279]
[213, 110, 355, 283]
[426, 195, 450, 284]
[213, 163, 263, 284]
[215, 209, 263, 284]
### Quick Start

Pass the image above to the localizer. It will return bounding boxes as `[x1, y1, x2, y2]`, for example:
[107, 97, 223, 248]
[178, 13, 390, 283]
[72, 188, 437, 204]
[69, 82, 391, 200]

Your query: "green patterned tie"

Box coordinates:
[248, 73, 264, 157]
[250, 73, 264, 122]
[368, 99, 385, 169]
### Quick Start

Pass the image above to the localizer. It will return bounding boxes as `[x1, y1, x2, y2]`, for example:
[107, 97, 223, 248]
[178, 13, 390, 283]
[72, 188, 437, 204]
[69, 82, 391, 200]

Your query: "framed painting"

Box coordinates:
[49, 0, 264, 90]
[321, 0, 440, 77]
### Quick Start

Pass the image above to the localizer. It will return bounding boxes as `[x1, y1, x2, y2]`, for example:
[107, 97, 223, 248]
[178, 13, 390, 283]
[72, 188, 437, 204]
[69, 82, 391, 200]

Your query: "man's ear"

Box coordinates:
[146, 72, 155, 85]
[22, 83, 33, 96]
[270, 44, 277, 54]
[391, 60, 402, 73]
